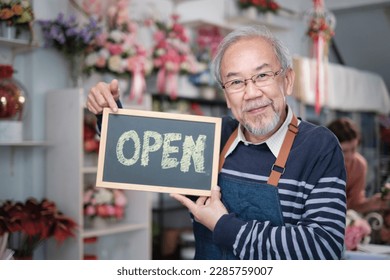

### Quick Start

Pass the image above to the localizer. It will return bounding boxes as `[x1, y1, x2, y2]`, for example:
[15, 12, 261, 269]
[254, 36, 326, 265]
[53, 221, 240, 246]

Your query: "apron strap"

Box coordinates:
[218, 114, 299, 186]
[219, 128, 238, 173]
[267, 114, 299, 186]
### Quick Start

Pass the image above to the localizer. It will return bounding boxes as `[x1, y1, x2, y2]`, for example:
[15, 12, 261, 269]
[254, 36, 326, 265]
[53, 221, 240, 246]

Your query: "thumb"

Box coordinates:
[210, 185, 221, 201]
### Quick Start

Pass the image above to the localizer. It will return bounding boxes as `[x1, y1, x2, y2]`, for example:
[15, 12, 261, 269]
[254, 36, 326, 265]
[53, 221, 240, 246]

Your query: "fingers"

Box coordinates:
[86, 80, 119, 114]
[170, 193, 197, 213]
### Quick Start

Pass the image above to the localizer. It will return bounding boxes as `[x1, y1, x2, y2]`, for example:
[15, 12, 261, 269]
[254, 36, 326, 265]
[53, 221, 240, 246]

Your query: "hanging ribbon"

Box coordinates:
[129, 68, 146, 104]
[156, 67, 179, 100]
[314, 33, 324, 114]
[156, 68, 166, 94]
[166, 72, 178, 100]
[307, 0, 335, 115]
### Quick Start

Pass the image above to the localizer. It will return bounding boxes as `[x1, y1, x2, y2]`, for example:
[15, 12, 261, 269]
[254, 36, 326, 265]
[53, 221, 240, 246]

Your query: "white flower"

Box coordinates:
[155, 48, 166, 57]
[21, 0, 30, 8]
[144, 60, 154, 75]
[94, 188, 113, 204]
[85, 52, 99, 67]
[108, 55, 124, 73]
[110, 30, 124, 43]
[99, 48, 110, 59]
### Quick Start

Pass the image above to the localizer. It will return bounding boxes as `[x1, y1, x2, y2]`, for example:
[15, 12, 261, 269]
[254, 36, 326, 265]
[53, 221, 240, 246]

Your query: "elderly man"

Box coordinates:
[86, 25, 346, 260]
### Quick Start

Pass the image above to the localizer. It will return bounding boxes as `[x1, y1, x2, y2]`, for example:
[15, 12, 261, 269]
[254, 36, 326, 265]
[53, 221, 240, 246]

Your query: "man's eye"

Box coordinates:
[256, 72, 271, 79]
[230, 80, 244, 86]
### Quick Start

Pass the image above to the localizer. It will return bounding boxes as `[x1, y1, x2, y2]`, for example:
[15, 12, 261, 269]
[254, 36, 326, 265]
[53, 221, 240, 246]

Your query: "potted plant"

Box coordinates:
[0, 64, 27, 142]
[0, 197, 77, 259]
[0, 0, 34, 41]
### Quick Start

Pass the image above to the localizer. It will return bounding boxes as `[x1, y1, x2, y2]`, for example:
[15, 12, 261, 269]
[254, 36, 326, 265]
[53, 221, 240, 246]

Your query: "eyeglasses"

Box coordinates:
[222, 68, 284, 94]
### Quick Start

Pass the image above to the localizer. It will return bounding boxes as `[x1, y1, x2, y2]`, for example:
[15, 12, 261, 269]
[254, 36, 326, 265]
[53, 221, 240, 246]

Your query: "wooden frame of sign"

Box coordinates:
[96, 108, 222, 196]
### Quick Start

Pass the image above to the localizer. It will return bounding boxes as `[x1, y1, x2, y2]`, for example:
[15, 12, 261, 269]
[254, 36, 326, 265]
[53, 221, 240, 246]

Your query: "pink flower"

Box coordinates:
[345, 225, 366, 251]
[114, 205, 125, 219]
[113, 190, 127, 207]
[83, 189, 94, 204]
[96, 204, 109, 217]
[108, 43, 123, 55]
[84, 205, 96, 216]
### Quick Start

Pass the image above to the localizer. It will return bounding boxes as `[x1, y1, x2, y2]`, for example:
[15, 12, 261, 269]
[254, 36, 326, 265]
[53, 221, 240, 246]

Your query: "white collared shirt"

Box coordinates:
[224, 106, 299, 158]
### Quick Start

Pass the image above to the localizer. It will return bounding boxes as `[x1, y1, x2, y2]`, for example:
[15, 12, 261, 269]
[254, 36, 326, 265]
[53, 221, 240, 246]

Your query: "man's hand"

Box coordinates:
[170, 186, 228, 231]
[86, 79, 120, 114]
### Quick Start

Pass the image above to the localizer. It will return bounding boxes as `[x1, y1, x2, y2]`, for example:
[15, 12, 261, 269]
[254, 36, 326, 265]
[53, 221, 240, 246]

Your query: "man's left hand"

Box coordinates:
[170, 186, 228, 231]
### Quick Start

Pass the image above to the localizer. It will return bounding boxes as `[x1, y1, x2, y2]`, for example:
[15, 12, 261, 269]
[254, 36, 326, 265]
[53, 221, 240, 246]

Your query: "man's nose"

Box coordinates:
[244, 80, 263, 99]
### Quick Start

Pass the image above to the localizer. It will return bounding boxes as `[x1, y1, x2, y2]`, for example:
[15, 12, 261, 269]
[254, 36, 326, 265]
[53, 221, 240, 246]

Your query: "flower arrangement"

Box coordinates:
[189, 26, 223, 87]
[38, 12, 102, 86]
[0, 0, 34, 26]
[237, 0, 280, 14]
[146, 14, 203, 99]
[0, 198, 77, 259]
[305, 0, 336, 115]
[83, 112, 99, 153]
[83, 187, 127, 222]
[84, 0, 151, 103]
[306, 12, 335, 43]
[38, 13, 101, 57]
[0, 64, 26, 121]
[344, 209, 372, 251]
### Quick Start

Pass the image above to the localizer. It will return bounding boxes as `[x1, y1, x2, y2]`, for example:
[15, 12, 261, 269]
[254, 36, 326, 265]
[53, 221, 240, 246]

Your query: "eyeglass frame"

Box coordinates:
[221, 68, 285, 93]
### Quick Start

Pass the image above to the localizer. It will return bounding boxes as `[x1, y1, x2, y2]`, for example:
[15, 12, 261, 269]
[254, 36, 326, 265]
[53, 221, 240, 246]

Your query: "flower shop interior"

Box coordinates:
[1, 0, 390, 261]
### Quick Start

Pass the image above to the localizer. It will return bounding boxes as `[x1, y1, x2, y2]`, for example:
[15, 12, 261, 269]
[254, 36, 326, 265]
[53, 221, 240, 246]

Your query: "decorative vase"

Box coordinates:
[68, 54, 85, 88]
[242, 6, 258, 20]
[0, 21, 16, 39]
[0, 65, 28, 142]
[258, 12, 273, 23]
[15, 24, 32, 42]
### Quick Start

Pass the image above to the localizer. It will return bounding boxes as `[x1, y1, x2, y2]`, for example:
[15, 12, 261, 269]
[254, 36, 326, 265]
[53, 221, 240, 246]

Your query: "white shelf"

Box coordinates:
[83, 223, 148, 238]
[0, 141, 48, 147]
[0, 37, 38, 53]
[180, 19, 234, 34]
[82, 166, 98, 174]
[46, 88, 152, 260]
[226, 13, 290, 31]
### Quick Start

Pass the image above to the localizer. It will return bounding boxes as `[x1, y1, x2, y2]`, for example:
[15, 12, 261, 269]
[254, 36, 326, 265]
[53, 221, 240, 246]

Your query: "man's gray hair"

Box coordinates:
[211, 25, 292, 87]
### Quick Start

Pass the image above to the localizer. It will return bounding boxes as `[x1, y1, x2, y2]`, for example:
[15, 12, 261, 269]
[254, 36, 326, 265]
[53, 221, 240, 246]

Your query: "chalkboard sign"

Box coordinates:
[96, 108, 222, 196]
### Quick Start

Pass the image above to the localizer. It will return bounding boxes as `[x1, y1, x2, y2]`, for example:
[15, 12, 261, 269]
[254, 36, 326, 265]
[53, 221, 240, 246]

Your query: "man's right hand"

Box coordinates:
[86, 79, 120, 115]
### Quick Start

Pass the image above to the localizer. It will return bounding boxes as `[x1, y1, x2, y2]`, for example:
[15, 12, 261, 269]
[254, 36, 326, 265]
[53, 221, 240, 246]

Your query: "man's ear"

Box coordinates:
[284, 68, 295, 97]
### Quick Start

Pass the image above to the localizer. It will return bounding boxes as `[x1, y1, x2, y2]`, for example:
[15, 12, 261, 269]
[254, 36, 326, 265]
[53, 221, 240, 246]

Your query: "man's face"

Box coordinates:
[220, 37, 294, 142]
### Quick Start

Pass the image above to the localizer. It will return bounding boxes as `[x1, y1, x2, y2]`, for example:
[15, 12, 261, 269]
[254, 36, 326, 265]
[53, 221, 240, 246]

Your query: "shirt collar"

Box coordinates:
[225, 105, 296, 158]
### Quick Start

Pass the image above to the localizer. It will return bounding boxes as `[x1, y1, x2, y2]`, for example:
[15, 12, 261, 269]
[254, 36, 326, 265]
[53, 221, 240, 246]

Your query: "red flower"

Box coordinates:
[0, 65, 14, 79]
[0, 198, 77, 258]
[52, 215, 77, 244]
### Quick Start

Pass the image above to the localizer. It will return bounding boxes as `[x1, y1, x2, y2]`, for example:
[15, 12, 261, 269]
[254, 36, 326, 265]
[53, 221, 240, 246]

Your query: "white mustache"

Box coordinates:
[243, 99, 272, 112]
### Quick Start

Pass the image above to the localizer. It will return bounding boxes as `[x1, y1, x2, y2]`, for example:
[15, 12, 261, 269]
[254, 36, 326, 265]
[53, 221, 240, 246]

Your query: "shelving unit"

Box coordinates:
[0, 37, 38, 65]
[45, 88, 152, 260]
[222, 0, 292, 32]
[0, 37, 38, 51]
[0, 38, 47, 204]
[151, 93, 229, 117]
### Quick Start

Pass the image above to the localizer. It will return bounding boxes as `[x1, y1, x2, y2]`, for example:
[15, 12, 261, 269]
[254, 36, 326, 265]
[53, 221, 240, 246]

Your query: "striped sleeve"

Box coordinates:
[213, 140, 347, 260]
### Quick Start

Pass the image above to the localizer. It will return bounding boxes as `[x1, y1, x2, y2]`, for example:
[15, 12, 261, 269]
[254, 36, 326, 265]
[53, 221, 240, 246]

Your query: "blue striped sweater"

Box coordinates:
[213, 116, 347, 260]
